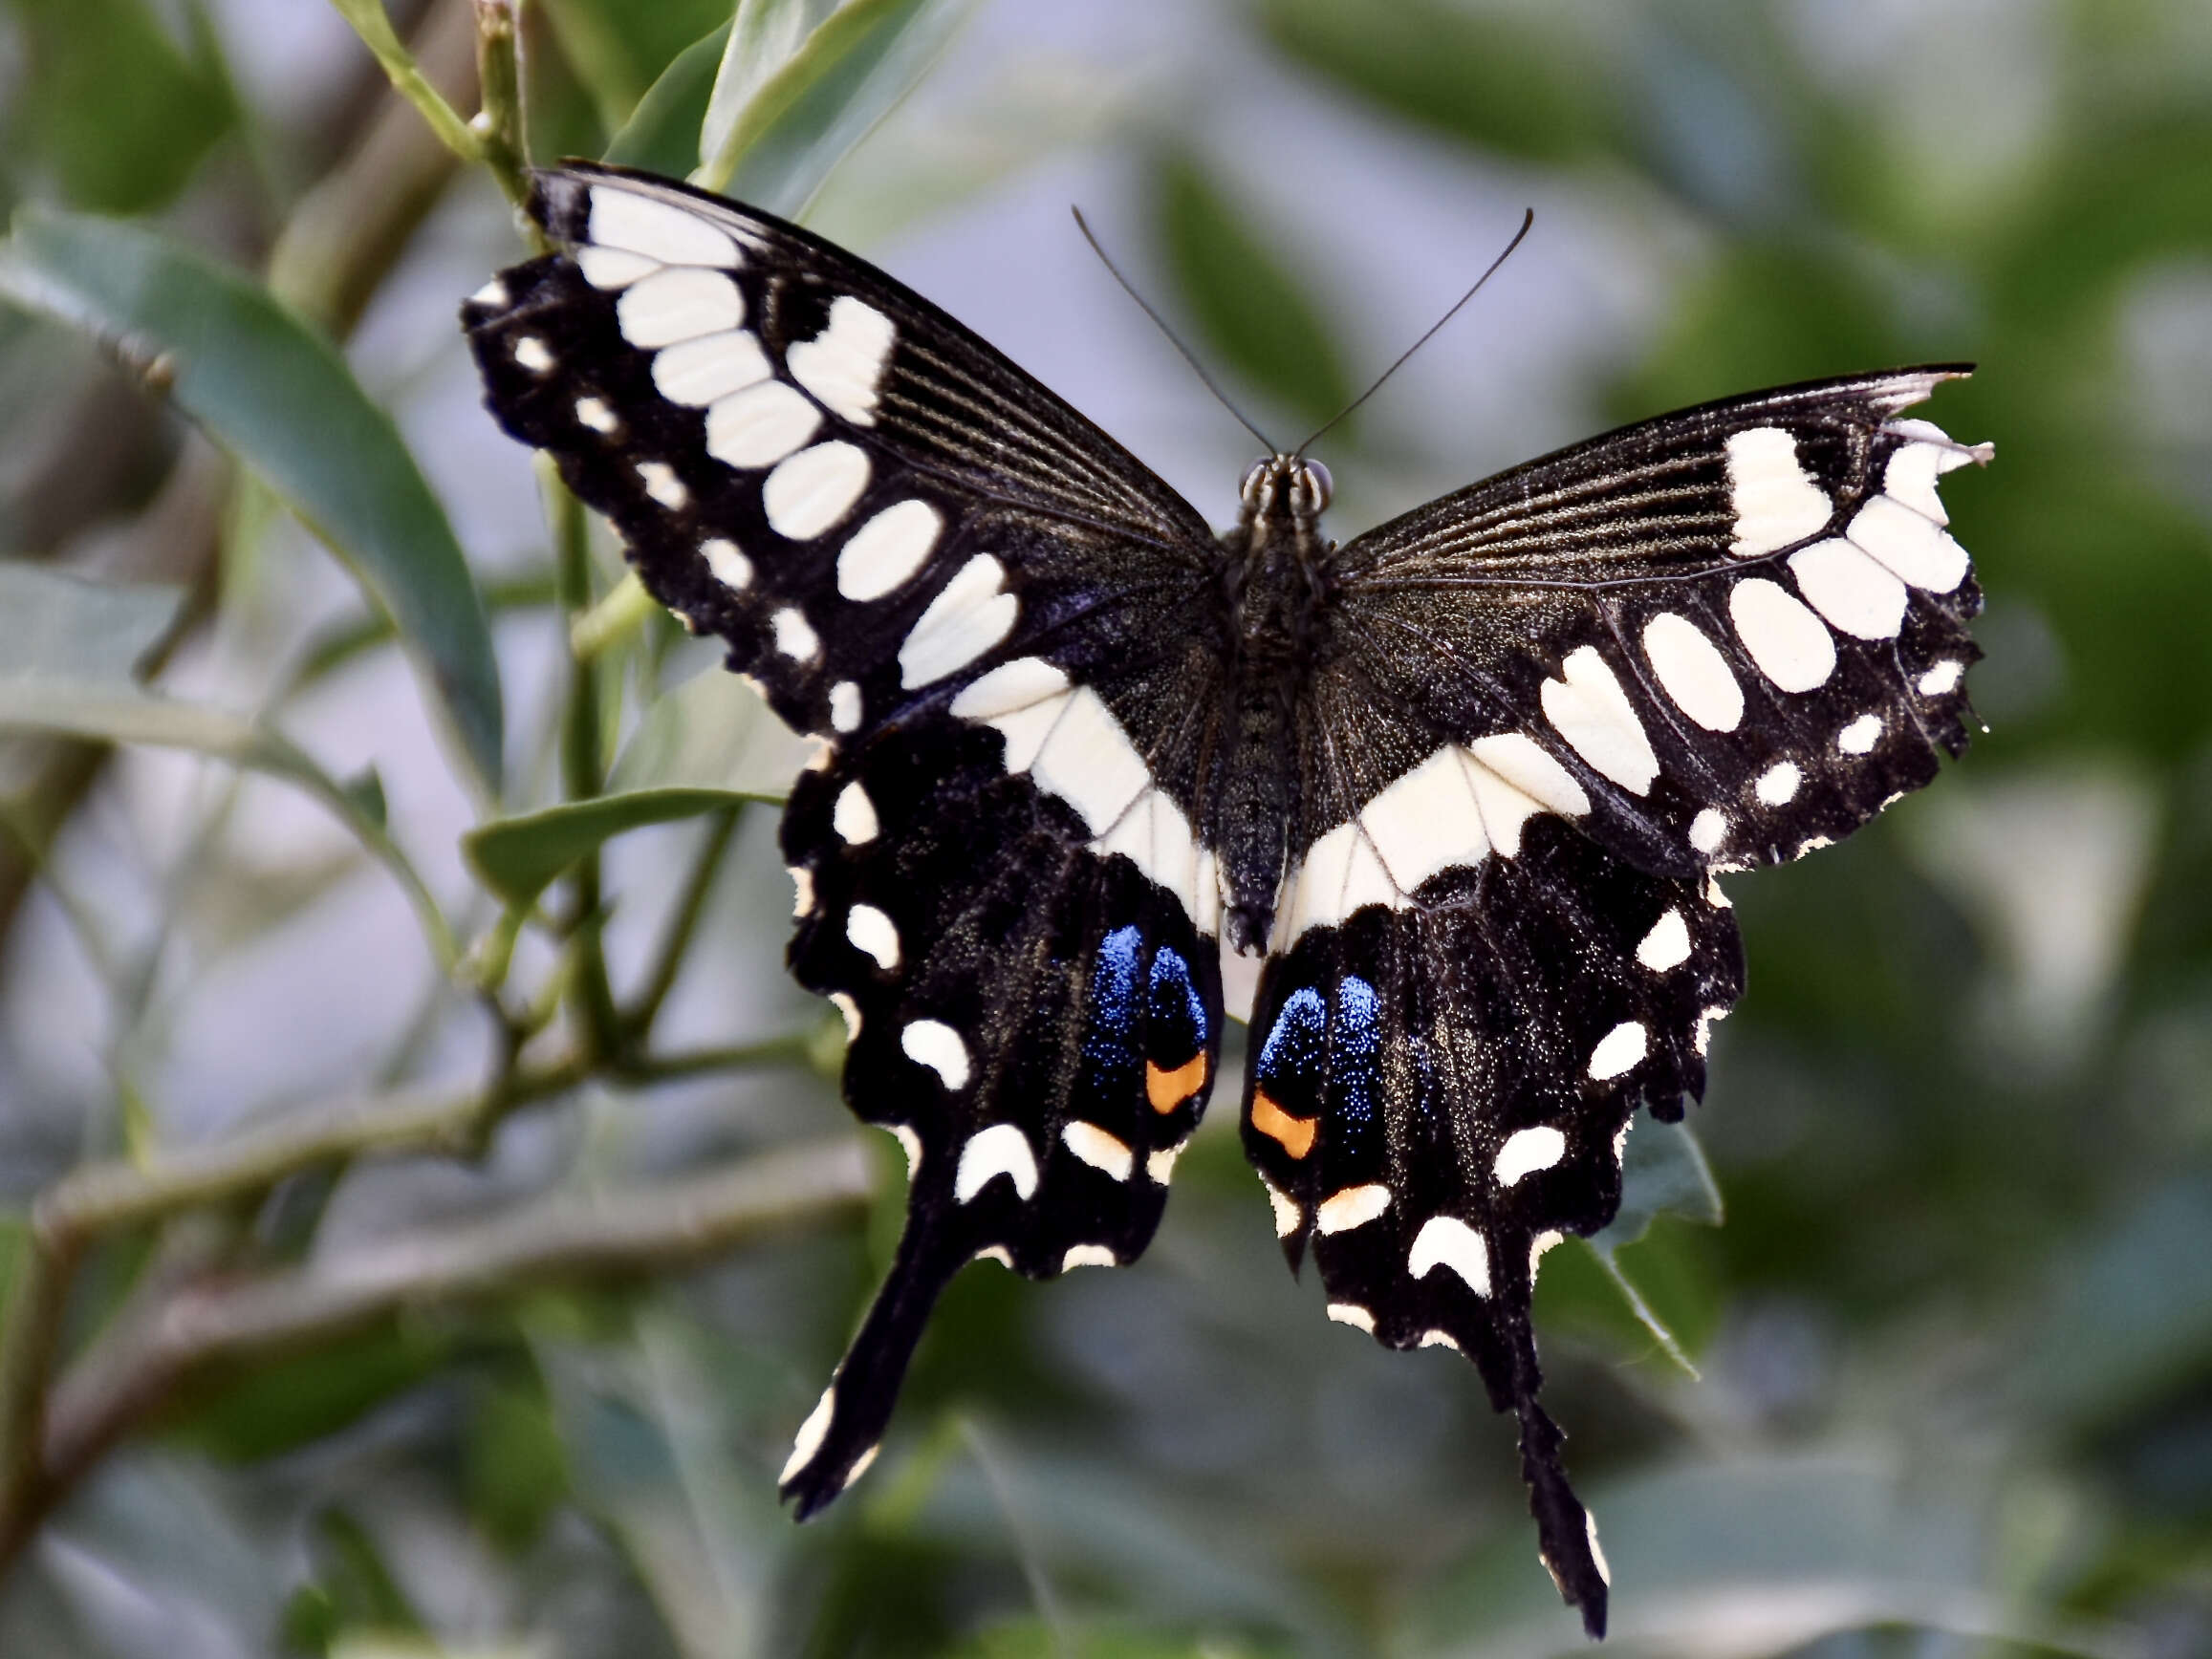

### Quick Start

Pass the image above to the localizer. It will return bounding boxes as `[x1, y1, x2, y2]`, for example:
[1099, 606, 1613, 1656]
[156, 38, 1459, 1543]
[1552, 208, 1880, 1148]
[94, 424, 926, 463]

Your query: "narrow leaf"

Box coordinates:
[464, 787, 775, 911]
[0, 562, 184, 681]
[603, 23, 731, 177]
[0, 207, 505, 794]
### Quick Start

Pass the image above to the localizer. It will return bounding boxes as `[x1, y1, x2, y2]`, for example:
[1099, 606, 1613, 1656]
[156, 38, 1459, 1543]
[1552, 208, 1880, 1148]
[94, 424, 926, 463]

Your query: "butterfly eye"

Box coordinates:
[1300, 460, 1334, 510]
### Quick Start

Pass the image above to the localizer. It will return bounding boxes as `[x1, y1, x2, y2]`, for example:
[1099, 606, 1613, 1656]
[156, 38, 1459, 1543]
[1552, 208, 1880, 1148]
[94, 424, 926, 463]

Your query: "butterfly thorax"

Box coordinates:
[1214, 456, 1335, 955]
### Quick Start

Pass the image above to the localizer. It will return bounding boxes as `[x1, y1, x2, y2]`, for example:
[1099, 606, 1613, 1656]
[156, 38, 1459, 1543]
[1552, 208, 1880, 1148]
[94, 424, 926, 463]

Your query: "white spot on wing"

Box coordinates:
[1637, 908, 1692, 971]
[616, 266, 743, 348]
[950, 656, 1067, 721]
[470, 278, 510, 307]
[1408, 1217, 1491, 1295]
[787, 296, 897, 424]
[1494, 1127, 1566, 1186]
[789, 864, 813, 917]
[955, 1122, 1038, 1202]
[701, 537, 750, 591]
[829, 680, 862, 733]
[1689, 808, 1728, 853]
[1730, 577, 1837, 692]
[1725, 426, 1832, 555]
[1919, 659, 1963, 695]
[705, 379, 820, 468]
[890, 1123, 922, 1176]
[779, 1384, 836, 1484]
[900, 554, 1018, 688]
[764, 441, 870, 540]
[1027, 686, 1149, 832]
[770, 608, 818, 661]
[1146, 1143, 1183, 1185]
[831, 992, 860, 1040]
[1063, 1244, 1117, 1270]
[652, 329, 770, 406]
[575, 397, 618, 434]
[845, 903, 900, 971]
[834, 783, 878, 844]
[1642, 612, 1744, 732]
[903, 1020, 970, 1089]
[836, 499, 943, 600]
[1789, 538, 1907, 639]
[1326, 1304, 1377, 1332]
[1755, 760, 1802, 805]
[1838, 713, 1882, 754]
[1541, 646, 1659, 793]
[576, 245, 658, 290]
[637, 462, 687, 508]
[1357, 745, 1492, 898]
[1262, 1178, 1301, 1238]
[588, 184, 740, 267]
[1061, 1121, 1134, 1181]
[1848, 493, 1970, 592]
[1588, 1020, 1648, 1080]
[1419, 1329, 1460, 1350]
[511, 334, 553, 373]
[1315, 1183, 1392, 1234]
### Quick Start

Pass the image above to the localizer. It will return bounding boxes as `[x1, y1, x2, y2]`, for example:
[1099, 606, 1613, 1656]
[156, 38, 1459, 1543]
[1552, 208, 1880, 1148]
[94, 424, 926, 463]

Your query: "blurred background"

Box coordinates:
[2, 0, 2210, 1654]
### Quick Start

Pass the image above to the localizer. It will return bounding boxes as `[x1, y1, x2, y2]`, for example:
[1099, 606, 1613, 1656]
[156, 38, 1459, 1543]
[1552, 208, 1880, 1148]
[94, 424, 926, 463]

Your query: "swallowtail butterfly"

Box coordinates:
[465, 163, 1990, 1636]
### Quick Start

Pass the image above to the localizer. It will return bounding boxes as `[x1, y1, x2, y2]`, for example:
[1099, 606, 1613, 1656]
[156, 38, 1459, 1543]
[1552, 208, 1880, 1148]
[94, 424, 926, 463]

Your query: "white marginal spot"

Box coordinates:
[836, 499, 943, 600]
[511, 334, 553, 374]
[700, 537, 750, 592]
[637, 462, 687, 509]
[834, 783, 878, 844]
[1146, 1143, 1184, 1185]
[1588, 1514, 1612, 1587]
[1315, 1183, 1392, 1235]
[973, 1245, 1013, 1268]
[771, 607, 818, 661]
[1419, 1329, 1461, 1351]
[779, 1384, 835, 1484]
[1730, 577, 1837, 693]
[1637, 908, 1692, 971]
[1530, 1230, 1564, 1280]
[575, 397, 618, 435]
[1262, 1178, 1301, 1238]
[470, 277, 510, 308]
[845, 903, 900, 972]
[900, 554, 1018, 688]
[1642, 612, 1744, 732]
[1063, 1244, 1117, 1270]
[652, 329, 770, 406]
[1494, 1127, 1567, 1187]
[616, 267, 743, 349]
[1755, 761, 1802, 806]
[844, 1446, 879, 1488]
[1689, 808, 1728, 854]
[1883, 439, 1968, 523]
[789, 864, 813, 917]
[576, 245, 658, 291]
[829, 681, 862, 733]
[1725, 426, 1832, 555]
[705, 379, 821, 468]
[1541, 646, 1659, 793]
[1849, 492, 1970, 592]
[1408, 1217, 1491, 1296]
[1588, 1020, 1648, 1081]
[1326, 1304, 1377, 1333]
[588, 184, 740, 267]
[1061, 1121, 1134, 1182]
[903, 1019, 971, 1089]
[1789, 538, 1907, 640]
[1695, 1005, 1729, 1055]
[954, 1123, 1038, 1203]
[890, 1123, 922, 1177]
[1919, 659, 1964, 696]
[1838, 713, 1882, 754]
[787, 296, 897, 425]
[764, 441, 871, 541]
[830, 992, 860, 1041]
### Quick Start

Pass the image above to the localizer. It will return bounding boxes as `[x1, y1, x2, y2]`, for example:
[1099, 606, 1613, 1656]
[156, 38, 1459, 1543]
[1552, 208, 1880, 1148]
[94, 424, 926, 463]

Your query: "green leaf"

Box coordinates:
[0, 561, 184, 681]
[604, 23, 731, 177]
[5, 0, 234, 215]
[1152, 151, 1353, 435]
[464, 787, 774, 911]
[0, 207, 505, 795]
[606, 659, 815, 796]
[699, 0, 971, 213]
[539, 0, 740, 134]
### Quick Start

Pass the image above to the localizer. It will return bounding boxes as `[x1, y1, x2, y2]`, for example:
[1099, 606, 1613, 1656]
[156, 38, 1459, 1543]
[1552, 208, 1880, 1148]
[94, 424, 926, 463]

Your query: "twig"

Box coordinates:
[326, 0, 487, 172]
[6, 1136, 875, 1576]
[469, 0, 539, 223]
[623, 805, 745, 1045]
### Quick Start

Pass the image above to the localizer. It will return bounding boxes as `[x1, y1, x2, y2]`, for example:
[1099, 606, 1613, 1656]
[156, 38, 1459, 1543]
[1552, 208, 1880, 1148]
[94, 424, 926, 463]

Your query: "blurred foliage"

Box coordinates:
[0, 1, 2209, 1657]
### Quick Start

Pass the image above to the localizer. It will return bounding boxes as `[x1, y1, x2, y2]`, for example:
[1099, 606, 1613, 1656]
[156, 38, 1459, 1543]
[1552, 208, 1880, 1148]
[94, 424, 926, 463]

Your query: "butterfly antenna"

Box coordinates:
[1072, 205, 1279, 454]
[1293, 208, 1534, 458]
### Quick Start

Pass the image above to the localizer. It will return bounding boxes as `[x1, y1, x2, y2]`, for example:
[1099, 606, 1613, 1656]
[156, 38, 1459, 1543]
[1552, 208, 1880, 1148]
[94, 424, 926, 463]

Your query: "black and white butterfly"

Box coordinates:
[463, 162, 1990, 1638]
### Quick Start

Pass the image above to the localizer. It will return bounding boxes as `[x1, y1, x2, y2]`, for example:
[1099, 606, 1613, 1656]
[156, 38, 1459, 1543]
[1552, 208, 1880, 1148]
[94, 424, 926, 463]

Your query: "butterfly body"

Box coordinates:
[464, 163, 1992, 1638]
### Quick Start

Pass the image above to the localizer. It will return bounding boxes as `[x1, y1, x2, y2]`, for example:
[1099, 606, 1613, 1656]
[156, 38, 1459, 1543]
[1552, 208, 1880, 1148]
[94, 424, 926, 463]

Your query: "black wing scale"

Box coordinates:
[464, 162, 1992, 1640]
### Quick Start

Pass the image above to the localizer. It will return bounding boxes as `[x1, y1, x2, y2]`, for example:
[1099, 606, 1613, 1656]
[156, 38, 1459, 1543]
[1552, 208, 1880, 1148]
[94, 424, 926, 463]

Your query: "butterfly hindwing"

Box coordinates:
[778, 714, 1221, 1513]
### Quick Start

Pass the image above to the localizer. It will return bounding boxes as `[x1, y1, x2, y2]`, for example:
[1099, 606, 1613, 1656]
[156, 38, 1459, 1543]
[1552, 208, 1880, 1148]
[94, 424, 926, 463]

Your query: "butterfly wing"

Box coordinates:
[1247, 371, 1989, 1634]
[463, 164, 1229, 1514]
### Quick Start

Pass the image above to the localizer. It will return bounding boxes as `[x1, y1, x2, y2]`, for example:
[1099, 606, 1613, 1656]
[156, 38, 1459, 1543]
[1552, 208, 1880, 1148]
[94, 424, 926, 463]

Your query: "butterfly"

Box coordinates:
[463, 162, 1990, 1638]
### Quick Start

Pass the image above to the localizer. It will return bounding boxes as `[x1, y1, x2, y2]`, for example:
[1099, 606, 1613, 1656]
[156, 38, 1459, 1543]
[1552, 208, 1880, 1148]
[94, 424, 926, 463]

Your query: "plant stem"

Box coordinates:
[326, 0, 486, 170]
[625, 806, 745, 1043]
[469, 0, 539, 224]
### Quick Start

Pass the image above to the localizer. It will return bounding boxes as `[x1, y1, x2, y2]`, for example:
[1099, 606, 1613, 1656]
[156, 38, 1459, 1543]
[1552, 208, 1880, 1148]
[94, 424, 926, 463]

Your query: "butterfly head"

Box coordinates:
[1239, 456, 1333, 526]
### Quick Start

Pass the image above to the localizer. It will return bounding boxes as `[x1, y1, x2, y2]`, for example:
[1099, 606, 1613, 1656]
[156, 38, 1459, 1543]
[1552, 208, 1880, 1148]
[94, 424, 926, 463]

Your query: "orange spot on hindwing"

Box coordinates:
[1146, 1054, 1207, 1113]
[1250, 1088, 1316, 1159]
